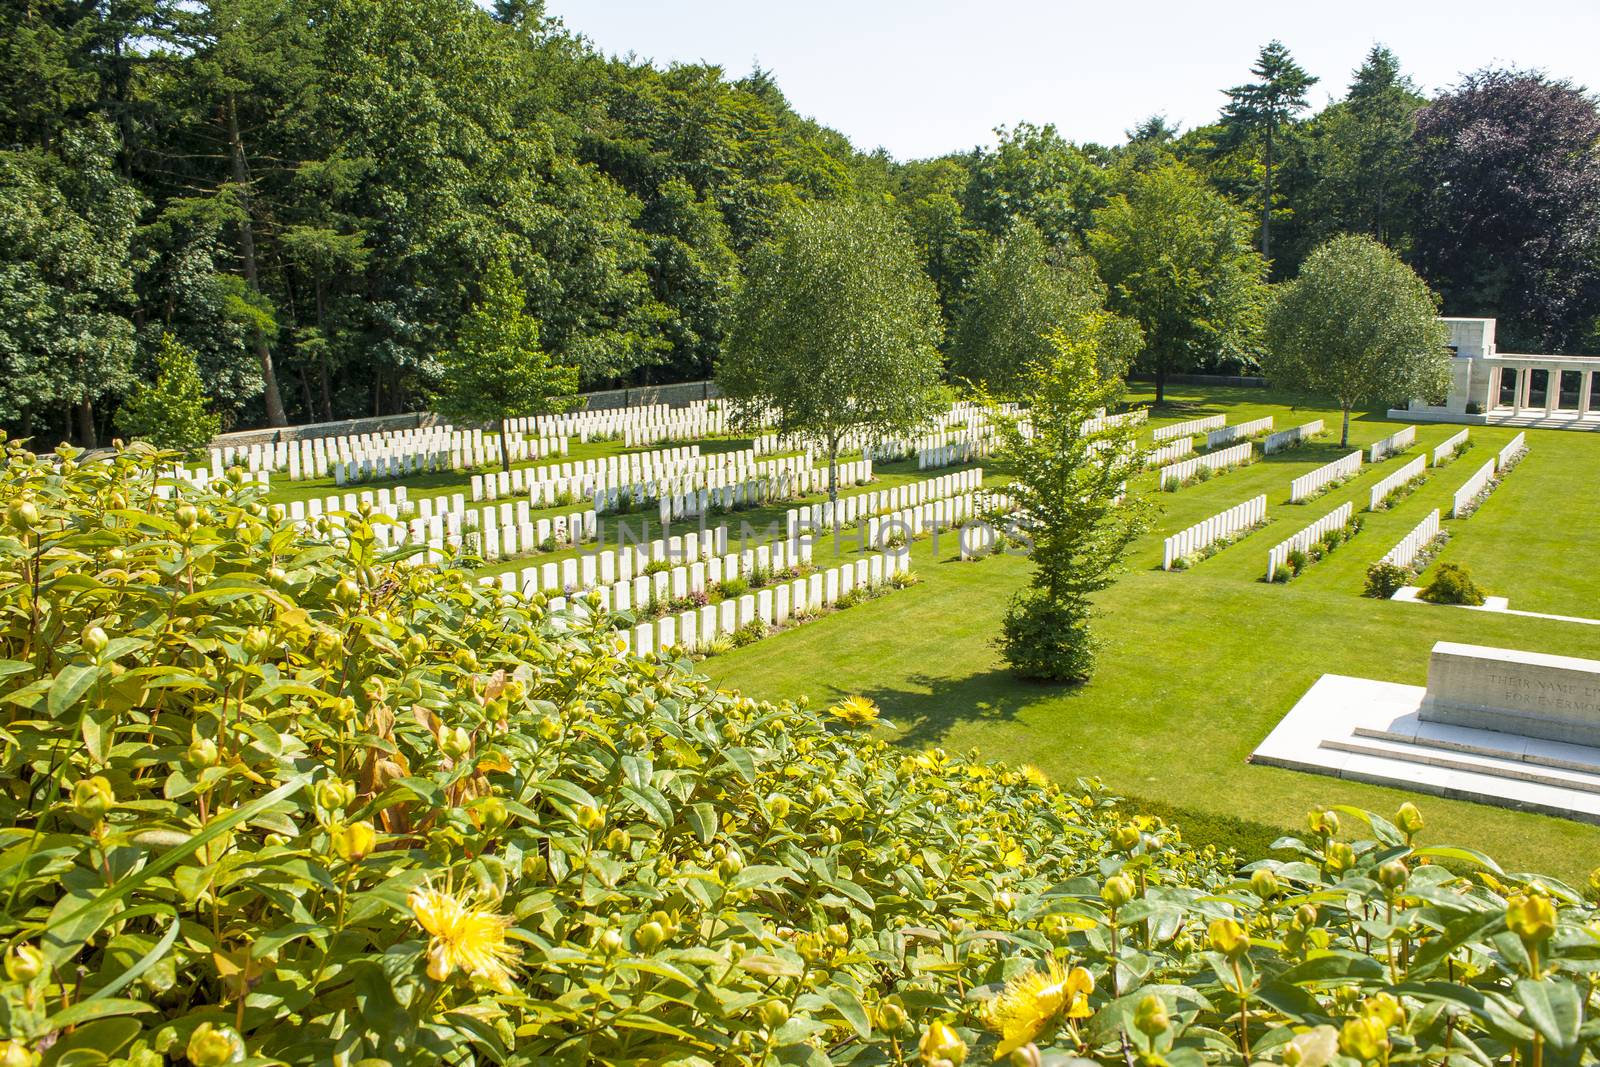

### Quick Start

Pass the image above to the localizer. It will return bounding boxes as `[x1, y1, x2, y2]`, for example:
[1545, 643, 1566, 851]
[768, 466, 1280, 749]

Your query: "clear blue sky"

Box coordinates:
[544, 0, 1600, 160]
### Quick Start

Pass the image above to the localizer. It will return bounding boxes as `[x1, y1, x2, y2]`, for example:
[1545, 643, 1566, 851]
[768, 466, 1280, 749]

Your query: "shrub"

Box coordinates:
[6, 445, 1600, 1066]
[890, 569, 919, 588]
[730, 619, 767, 646]
[642, 558, 672, 575]
[1271, 563, 1294, 583]
[1364, 560, 1413, 599]
[1287, 547, 1309, 575]
[715, 576, 748, 600]
[999, 590, 1097, 682]
[1421, 561, 1487, 605]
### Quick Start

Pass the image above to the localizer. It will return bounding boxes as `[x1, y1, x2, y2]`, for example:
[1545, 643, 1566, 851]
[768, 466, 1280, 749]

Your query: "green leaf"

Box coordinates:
[1516, 978, 1583, 1050]
[48, 664, 103, 718]
[41, 996, 154, 1031]
[686, 802, 716, 843]
[82, 911, 180, 1001]
[826, 983, 871, 1039]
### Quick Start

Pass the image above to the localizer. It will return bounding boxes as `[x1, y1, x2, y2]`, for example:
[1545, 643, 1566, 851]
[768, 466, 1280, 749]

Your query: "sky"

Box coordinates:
[544, 0, 1600, 161]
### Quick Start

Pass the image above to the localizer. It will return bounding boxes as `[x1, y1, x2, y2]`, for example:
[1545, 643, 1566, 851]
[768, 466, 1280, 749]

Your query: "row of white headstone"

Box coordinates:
[165, 467, 270, 493]
[1081, 409, 1149, 435]
[330, 431, 568, 486]
[1367, 456, 1427, 510]
[1262, 419, 1324, 455]
[864, 492, 988, 549]
[1147, 437, 1195, 468]
[1497, 432, 1528, 470]
[471, 445, 698, 501]
[539, 550, 914, 658]
[1368, 426, 1416, 463]
[496, 526, 732, 601]
[1204, 416, 1273, 451]
[1162, 494, 1267, 570]
[621, 405, 739, 448]
[917, 434, 990, 470]
[784, 468, 984, 545]
[593, 452, 828, 516]
[1158, 442, 1253, 489]
[1380, 508, 1441, 570]
[1431, 429, 1470, 466]
[1451, 461, 1496, 518]
[957, 492, 1020, 559]
[1289, 451, 1362, 503]
[1266, 501, 1353, 579]
[1152, 414, 1225, 443]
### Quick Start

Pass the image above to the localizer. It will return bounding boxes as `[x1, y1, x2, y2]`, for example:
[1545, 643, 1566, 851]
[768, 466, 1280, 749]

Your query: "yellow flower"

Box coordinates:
[409, 885, 520, 992]
[828, 695, 880, 728]
[1506, 892, 1558, 946]
[988, 957, 1094, 1056]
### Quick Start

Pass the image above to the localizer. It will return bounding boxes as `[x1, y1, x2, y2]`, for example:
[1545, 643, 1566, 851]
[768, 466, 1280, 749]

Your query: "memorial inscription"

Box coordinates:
[1420, 641, 1600, 746]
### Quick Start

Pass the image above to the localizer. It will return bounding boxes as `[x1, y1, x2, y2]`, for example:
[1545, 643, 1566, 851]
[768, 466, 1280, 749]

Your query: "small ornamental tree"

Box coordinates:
[113, 333, 221, 457]
[435, 254, 579, 472]
[719, 200, 946, 504]
[1263, 234, 1451, 447]
[985, 311, 1152, 682]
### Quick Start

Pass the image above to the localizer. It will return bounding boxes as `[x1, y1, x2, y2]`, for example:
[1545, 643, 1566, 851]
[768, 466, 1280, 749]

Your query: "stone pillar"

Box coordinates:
[1545, 365, 1557, 415]
[1584, 368, 1598, 415]
[1511, 367, 1524, 415]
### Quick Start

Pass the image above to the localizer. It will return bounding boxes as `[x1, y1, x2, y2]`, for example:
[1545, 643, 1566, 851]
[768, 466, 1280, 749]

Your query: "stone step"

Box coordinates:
[1354, 721, 1600, 776]
[1322, 735, 1600, 796]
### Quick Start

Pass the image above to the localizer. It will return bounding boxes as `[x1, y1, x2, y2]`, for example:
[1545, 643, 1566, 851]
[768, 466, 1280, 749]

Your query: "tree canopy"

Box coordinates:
[1263, 233, 1452, 446]
[718, 200, 945, 502]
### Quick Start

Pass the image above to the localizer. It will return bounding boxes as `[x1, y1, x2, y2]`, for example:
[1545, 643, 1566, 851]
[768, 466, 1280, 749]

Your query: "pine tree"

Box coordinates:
[1219, 41, 1318, 261]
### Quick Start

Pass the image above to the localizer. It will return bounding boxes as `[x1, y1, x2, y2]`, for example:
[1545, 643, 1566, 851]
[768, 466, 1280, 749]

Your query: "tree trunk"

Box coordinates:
[499, 416, 512, 473]
[75, 400, 98, 450]
[314, 279, 335, 421]
[827, 438, 840, 513]
[1154, 366, 1167, 405]
[225, 93, 287, 427]
[1341, 405, 1351, 448]
[1261, 126, 1273, 261]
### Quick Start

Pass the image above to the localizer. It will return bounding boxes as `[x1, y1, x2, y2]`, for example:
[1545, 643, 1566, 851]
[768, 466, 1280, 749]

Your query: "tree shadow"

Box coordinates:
[836, 668, 1083, 751]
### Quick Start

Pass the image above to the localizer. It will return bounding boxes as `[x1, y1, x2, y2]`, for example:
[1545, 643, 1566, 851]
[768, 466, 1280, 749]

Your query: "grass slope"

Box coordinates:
[705, 386, 1600, 878]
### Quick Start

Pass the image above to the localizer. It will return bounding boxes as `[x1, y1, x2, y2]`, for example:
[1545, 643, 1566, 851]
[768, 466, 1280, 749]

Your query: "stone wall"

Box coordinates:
[208, 380, 721, 449]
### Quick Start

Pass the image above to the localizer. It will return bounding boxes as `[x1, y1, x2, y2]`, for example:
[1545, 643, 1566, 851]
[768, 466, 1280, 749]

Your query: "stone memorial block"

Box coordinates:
[1420, 642, 1600, 746]
[738, 594, 756, 628]
[634, 623, 654, 657]
[719, 599, 737, 634]
[757, 589, 773, 625]
[679, 611, 698, 651]
[775, 585, 790, 624]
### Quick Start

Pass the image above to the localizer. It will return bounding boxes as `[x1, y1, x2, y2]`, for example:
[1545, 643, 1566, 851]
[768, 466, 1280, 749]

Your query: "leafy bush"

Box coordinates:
[730, 619, 768, 646]
[715, 576, 748, 600]
[6, 446, 1600, 1066]
[642, 558, 672, 575]
[1271, 563, 1293, 583]
[113, 334, 221, 458]
[999, 589, 1097, 682]
[1421, 561, 1488, 605]
[1287, 548, 1309, 575]
[1364, 560, 1413, 599]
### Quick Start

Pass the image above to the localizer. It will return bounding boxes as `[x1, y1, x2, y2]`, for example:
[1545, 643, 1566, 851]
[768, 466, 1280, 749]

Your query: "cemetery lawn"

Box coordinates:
[705, 385, 1600, 880]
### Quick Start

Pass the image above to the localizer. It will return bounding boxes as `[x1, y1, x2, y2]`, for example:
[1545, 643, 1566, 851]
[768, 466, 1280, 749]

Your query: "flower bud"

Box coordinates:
[1100, 873, 1136, 909]
[472, 797, 509, 834]
[175, 504, 199, 531]
[0, 1041, 34, 1067]
[635, 921, 666, 952]
[876, 998, 908, 1032]
[333, 577, 360, 606]
[575, 804, 606, 832]
[4, 944, 44, 983]
[72, 776, 114, 821]
[440, 726, 471, 759]
[333, 820, 376, 862]
[1337, 1015, 1388, 1062]
[918, 1020, 967, 1066]
[1113, 824, 1140, 851]
[186, 1023, 243, 1066]
[242, 627, 271, 658]
[1506, 893, 1557, 947]
[604, 828, 631, 853]
[1249, 867, 1280, 900]
[597, 927, 623, 955]
[767, 793, 792, 821]
[1207, 917, 1249, 959]
[1006, 1045, 1043, 1067]
[5, 499, 37, 533]
[1325, 841, 1355, 873]
[1363, 991, 1404, 1029]
[315, 779, 355, 812]
[826, 922, 850, 947]
[1377, 860, 1408, 890]
[993, 891, 1016, 914]
[1395, 801, 1424, 838]
[186, 736, 220, 769]
[453, 648, 478, 672]
[758, 999, 790, 1029]
[1133, 993, 1170, 1037]
[81, 624, 108, 656]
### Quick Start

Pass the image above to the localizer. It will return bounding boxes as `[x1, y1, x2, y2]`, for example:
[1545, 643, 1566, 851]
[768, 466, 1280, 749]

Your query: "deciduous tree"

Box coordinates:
[1263, 233, 1451, 446]
[719, 200, 945, 504]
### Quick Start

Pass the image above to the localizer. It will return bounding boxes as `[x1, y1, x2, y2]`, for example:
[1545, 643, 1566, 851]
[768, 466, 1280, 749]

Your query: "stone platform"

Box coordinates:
[1251, 673, 1600, 823]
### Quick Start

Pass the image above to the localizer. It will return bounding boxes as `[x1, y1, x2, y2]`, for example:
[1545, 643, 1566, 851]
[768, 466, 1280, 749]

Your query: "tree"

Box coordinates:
[1087, 163, 1267, 403]
[114, 334, 222, 456]
[0, 122, 141, 446]
[984, 312, 1152, 682]
[719, 200, 945, 504]
[1303, 47, 1424, 250]
[951, 219, 1136, 395]
[962, 122, 1111, 247]
[434, 253, 579, 472]
[1219, 41, 1318, 261]
[1263, 234, 1451, 447]
[1411, 68, 1600, 352]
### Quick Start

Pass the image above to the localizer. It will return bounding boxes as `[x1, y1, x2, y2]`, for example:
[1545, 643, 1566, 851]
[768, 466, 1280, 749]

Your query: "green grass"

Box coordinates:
[702, 386, 1600, 880]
